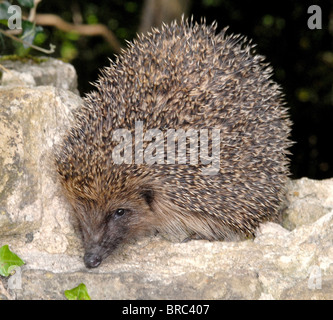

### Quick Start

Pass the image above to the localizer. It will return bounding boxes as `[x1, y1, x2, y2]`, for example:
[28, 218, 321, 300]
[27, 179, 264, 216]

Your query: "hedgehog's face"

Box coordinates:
[73, 186, 156, 268]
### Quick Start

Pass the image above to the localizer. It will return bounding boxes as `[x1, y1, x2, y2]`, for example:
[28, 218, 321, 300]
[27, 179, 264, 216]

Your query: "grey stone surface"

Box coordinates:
[283, 177, 333, 230]
[0, 85, 82, 254]
[2, 208, 333, 300]
[0, 57, 78, 94]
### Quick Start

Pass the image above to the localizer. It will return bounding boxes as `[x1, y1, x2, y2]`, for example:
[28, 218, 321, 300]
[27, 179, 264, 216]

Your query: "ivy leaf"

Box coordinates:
[0, 245, 25, 277]
[17, 0, 35, 9]
[21, 21, 43, 48]
[64, 283, 91, 300]
[0, 19, 9, 27]
[0, 1, 11, 20]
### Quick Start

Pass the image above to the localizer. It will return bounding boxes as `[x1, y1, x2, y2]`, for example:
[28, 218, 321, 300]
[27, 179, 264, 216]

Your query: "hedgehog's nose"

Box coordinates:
[84, 253, 102, 268]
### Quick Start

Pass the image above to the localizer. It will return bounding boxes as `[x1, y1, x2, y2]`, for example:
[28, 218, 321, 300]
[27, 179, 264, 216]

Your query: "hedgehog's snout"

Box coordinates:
[84, 252, 102, 268]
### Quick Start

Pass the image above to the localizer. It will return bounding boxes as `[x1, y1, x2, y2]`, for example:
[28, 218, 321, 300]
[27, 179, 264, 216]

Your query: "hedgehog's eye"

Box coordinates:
[114, 208, 125, 219]
[106, 208, 127, 222]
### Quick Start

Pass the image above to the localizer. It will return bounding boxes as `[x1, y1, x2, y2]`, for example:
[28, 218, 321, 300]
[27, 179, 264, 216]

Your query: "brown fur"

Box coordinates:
[55, 17, 292, 268]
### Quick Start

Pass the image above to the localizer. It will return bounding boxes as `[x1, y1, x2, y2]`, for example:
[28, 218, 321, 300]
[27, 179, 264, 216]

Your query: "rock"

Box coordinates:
[0, 85, 82, 256]
[3, 210, 333, 299]
[283, 178, 333, 230]
[0, 57, 78, 94]
[0, 59, 332, 300]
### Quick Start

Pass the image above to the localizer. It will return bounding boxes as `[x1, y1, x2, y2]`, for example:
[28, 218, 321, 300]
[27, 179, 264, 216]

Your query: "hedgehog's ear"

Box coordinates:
[140, 188, 154, 208]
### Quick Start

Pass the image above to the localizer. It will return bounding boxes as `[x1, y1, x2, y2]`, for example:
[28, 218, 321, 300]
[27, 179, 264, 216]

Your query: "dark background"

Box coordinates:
[3, 0, 333, 180]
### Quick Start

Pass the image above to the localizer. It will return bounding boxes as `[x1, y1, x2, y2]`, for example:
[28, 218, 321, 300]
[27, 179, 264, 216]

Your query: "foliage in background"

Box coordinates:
[0, 0, 53, 55]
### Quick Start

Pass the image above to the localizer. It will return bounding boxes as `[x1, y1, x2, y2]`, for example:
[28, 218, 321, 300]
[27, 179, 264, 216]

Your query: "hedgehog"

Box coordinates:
[55, 17, 292, 268]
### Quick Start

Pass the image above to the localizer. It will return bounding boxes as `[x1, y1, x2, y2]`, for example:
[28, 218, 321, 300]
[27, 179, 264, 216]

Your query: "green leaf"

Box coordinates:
[0, 245, 24, 277]
[20, 21, 43, 49]
[64, 283, 91, 300]
[0, 1, 11, 20]
[17, 0, 35, 9]
[21, 21, 35, 48]
[0, 19, 9, 26]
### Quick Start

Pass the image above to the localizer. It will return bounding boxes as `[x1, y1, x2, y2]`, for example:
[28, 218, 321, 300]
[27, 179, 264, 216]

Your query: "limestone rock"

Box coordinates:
[0, 86, 82, 256]
[0, 57, 78, 94]
[283, 177, 333, 230]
